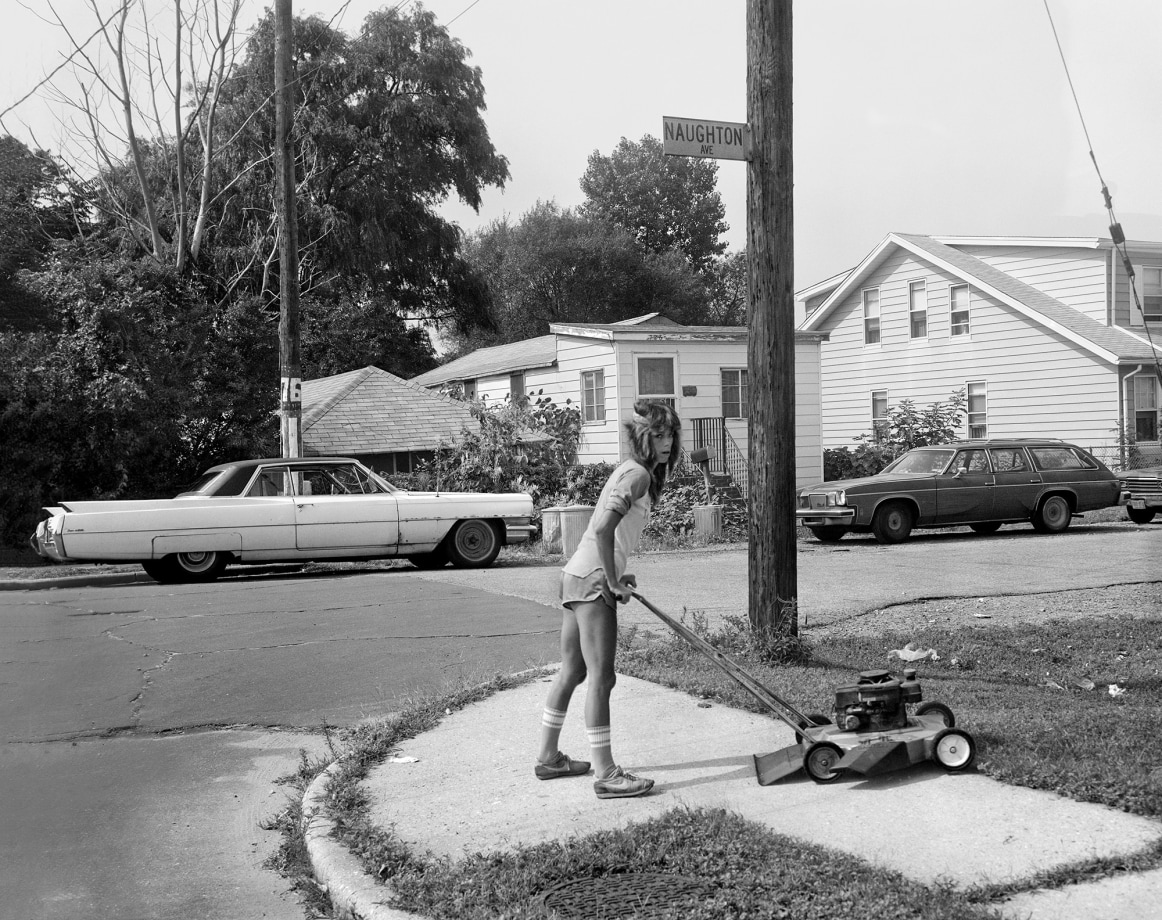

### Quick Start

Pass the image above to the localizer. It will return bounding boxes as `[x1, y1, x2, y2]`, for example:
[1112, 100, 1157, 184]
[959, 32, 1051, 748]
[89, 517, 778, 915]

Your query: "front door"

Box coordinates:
[291, 466, 399, 550]
[934, 448, 994, 523]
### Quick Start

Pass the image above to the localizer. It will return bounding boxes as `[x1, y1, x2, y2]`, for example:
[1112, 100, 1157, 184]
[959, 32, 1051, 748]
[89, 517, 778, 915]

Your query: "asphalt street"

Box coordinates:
[0, 571, 563, 920]
[1, 520, 1159, 919]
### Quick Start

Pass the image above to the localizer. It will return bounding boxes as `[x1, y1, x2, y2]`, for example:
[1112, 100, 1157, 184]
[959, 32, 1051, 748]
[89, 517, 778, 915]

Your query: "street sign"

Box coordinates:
[662, 116, 750, 161]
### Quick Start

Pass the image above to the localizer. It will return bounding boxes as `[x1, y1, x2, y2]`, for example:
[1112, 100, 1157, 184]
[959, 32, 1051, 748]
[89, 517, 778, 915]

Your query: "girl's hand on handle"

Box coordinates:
[610, 574, 636, 604]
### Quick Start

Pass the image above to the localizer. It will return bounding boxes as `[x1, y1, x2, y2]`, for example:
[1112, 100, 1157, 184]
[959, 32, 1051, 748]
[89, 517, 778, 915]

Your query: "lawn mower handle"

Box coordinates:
[629, 590, 816, 735]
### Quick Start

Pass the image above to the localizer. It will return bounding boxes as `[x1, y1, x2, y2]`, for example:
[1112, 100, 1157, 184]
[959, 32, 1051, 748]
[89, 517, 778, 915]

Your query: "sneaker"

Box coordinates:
[593, 766, 654, 799]
[534, 751, 591, 780]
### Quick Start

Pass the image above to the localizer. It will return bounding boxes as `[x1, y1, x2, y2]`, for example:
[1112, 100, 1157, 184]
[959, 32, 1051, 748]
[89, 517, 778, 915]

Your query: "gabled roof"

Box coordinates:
[409, 334, 558, 387]
[301, 366, 473, 455]
[799, 232, 1161, 364]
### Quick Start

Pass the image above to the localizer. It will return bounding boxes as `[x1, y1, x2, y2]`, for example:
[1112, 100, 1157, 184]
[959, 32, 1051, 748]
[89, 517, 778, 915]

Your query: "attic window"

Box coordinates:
[950, 284, 971, 337]
[862, 288, 880, 345]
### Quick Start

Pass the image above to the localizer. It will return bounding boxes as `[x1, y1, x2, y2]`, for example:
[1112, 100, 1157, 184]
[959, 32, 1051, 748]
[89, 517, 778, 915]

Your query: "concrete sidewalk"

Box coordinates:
[306, 673, 1162, 920]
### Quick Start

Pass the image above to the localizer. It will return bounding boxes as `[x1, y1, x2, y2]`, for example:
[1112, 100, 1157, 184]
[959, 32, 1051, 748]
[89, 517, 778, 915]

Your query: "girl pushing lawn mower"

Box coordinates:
[536, 398, 682, 799]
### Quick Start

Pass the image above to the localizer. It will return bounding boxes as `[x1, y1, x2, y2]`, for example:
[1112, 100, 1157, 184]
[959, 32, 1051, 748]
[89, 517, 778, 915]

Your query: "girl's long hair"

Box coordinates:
[623, 398, 682, 502]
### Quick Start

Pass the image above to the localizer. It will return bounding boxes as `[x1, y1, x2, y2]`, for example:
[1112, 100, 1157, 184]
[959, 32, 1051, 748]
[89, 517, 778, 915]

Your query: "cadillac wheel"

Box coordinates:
[445, 519, 502, 568]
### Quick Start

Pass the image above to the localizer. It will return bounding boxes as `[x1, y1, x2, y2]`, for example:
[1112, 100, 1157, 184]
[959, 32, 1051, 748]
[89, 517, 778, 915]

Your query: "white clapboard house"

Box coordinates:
[411, 314, 828, 492]
[796, 234, 1162, 464]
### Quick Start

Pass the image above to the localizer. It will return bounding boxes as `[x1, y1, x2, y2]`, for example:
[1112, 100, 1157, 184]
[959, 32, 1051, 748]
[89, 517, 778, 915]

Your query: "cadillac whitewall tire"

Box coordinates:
[445, 520, 502, 568]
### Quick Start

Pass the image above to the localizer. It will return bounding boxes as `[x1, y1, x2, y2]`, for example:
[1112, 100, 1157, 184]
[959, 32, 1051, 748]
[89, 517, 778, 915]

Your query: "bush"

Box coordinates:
[824, 389, 967, 481]
[416, 392, 581, 507]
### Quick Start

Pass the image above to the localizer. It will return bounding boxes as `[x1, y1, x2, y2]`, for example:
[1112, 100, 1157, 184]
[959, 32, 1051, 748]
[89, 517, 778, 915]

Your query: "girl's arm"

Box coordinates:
[592, 507, 633, 603]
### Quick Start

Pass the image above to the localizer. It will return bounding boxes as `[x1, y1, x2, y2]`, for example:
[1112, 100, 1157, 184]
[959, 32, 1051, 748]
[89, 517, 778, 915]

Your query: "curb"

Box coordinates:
[0, 563, 308, 592]
[302, 760, 417, 920]
[0, 571, 153, 591]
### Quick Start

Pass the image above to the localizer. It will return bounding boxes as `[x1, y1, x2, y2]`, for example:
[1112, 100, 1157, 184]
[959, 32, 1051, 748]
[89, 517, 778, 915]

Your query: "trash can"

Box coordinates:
[558, 505, 595, 559]
[540, 507, 563, 552]
[693, 504, 723, 537]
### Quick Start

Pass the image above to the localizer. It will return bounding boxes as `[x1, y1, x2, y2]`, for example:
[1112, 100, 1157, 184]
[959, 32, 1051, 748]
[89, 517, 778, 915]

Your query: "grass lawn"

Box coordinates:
[266, 585, 1162, 919]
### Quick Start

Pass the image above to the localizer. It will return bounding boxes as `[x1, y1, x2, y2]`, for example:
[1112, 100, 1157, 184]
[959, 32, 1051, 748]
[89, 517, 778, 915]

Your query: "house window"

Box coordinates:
[636, 355, 676, 406]
[581, 369, 606, 424]
[909, 280, 928, 338]
[863, 288, 880, 345]
[721, 369, 749, 418]
[967, 381, 987, 438]
[463, 380, 477, 400]
[871, 390, 889, 441]
[950, 284, 971, 337]
[1134, 375, 1158, 441]
[1140, 267, 1162, 322]
[509, 372, 525, 404]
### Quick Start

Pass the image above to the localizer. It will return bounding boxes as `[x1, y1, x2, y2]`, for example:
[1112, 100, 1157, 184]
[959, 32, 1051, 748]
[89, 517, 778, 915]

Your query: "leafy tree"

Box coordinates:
[0, 138, 84, 331]
[580, 134, 728, 274]
[705, 249, 748, 326]
[207, 3, 508, 325]
[300, 296, 437, 380]
[454, 201, 711, 350]
[0, 252, 277, 551]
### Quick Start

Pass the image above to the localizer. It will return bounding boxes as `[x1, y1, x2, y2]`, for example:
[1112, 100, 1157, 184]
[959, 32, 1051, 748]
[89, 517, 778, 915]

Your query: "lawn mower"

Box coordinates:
[630, 592, 977, 785]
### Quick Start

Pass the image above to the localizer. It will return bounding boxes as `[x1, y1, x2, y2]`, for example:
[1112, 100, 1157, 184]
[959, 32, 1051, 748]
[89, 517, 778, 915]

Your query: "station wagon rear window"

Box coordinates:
[1029, 447, 1095, 471]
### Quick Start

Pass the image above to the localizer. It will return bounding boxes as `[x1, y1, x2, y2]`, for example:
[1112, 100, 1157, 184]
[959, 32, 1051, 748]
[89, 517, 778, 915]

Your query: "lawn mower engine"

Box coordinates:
[833, 668, 923, 733]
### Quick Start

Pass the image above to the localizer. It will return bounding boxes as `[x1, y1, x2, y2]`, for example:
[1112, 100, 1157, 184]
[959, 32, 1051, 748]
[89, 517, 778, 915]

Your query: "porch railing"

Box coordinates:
[688, 417, 749, 500]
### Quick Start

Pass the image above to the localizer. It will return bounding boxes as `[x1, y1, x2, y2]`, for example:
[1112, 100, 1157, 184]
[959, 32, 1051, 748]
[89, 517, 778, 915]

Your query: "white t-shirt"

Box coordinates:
[562, 460, 653, 579]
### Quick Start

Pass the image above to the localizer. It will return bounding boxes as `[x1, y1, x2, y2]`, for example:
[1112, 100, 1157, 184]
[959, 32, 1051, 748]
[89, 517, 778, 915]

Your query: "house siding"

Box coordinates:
[816, 249, 1123, 452]
[954, 245, 1108, 322]
[556, 335, 621, 462]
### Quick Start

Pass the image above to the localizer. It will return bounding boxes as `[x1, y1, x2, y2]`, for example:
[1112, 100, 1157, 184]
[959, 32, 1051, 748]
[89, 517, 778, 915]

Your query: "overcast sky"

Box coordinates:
[4, 0, 1162, 289]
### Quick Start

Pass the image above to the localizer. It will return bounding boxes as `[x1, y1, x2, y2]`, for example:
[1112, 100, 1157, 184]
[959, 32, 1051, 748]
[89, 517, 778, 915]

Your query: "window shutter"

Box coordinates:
[1130, 265, 1145, 326]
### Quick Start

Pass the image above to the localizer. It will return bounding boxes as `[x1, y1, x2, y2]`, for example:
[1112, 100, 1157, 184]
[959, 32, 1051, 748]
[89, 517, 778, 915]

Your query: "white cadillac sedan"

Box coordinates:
[30, 457, 536, 583]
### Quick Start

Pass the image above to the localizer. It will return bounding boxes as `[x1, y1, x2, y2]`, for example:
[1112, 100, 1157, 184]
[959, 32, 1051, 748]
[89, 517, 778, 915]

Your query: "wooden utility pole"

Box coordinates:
[275, 0, 302, 458]
[746, 0, 797, 635]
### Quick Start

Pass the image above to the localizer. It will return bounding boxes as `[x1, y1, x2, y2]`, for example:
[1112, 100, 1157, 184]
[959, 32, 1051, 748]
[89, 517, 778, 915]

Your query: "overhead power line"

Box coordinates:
[1042, 0, 1162, 381]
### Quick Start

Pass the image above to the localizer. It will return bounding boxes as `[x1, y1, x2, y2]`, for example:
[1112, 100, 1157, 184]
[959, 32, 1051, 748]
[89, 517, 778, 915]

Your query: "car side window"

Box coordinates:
[989, 448, 1029, 472]
[952, 449, 990, 473]
[1030, 448, 1084, 471]
[247, 469, 291, 497]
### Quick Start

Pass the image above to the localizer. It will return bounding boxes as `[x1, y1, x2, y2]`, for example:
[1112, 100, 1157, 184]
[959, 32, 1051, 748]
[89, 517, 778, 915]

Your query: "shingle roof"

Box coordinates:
[301, 366, 475, 455]
[409, 335, 558, 387]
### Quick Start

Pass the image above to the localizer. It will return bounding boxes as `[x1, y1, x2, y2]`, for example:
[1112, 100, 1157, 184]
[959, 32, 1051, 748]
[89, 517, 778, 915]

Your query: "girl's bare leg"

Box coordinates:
[573, 597, 619, 777]
[538, 606, 587, 763]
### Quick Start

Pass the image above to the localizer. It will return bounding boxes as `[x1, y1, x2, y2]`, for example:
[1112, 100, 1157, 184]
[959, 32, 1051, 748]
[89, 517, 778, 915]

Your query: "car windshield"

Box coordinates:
[881, 449, 955, 475]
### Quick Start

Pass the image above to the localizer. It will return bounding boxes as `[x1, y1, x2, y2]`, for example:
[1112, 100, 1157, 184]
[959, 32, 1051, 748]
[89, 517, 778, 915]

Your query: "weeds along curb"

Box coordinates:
[302, 760, 413, 920]
[299, 665, 555, 919]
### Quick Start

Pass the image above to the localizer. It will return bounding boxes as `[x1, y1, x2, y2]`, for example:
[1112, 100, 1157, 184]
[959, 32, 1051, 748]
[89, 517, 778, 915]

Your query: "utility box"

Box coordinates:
[558, 505, 595, 559]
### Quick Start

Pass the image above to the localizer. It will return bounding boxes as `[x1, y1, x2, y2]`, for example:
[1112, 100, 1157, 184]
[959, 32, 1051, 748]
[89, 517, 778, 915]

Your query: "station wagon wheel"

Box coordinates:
[915, 701, 955, 728]
[1127, 507, 1156, 525]
[932, 728, 977, 771]
[969, 522, 1002, 534]
[872, 500, 913, 544]
[803, 741, 845, 783]
[445, 519, 502, 569]
[1032, 494, 1072, 534]
[171, 550, 227, 582]
[807, 526, 848, 543]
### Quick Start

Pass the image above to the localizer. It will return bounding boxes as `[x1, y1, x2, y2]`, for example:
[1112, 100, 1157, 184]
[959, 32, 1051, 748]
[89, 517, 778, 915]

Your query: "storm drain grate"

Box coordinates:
[537, 872, 711, 919]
